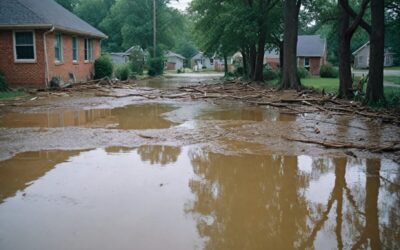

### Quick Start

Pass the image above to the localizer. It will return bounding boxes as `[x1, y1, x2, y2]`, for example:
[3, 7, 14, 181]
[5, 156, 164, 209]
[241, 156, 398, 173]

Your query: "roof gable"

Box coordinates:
[297, 35, 326, 57]
[0, 0, 107, 38]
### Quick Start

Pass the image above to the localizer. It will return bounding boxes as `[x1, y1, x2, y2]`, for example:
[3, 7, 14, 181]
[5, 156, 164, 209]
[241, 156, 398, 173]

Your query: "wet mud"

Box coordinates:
[0, 75, 399, 249]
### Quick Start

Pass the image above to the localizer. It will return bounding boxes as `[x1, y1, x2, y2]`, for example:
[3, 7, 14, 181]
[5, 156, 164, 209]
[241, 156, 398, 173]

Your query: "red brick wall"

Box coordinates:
[298, 57, 322, 75]
[0, 30, 46, 87]
[0, 29, 102, 88]
[47, 32, 101, 83]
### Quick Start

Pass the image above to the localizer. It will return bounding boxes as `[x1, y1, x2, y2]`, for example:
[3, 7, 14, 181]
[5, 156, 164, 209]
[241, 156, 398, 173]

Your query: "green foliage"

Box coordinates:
[263, 67, 279, 81]
[114, 64, 130, 80]
[0, 91, 25, 99]
[129, 47, 145, 75]
[94, 55, 113, 79]
[148, 57, 164, 76]
[320, 64, 338, 78]
[100, 0, 185, 52]
[74, 0, 115, 28]
[0, 72, 9, 92]
[55, 0, 78, 11]
[234, 66, 244, 76]
[297, 67, 310, 79]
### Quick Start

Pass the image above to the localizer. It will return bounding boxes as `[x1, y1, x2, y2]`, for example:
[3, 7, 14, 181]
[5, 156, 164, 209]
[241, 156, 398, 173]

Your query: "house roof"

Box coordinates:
[352, 41, 370, 55]
[264, 35, 326, 58]
[165, 51, 185, 60]
[0, 0, 107, 38]
[297, 35, 326, 57]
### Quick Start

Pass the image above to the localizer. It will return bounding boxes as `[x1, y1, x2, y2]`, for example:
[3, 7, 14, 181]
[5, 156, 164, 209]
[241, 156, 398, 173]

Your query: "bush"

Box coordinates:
[297, 67, 310, 79]
[0, 72, 9, 92]
[94, 55, 113, 79]
[147, 57, 164, 76]
[320, 64, 338, 78]
[234, 66, 244, 76]
[263, 67, 279, 81]
[115, 64, 131, 80]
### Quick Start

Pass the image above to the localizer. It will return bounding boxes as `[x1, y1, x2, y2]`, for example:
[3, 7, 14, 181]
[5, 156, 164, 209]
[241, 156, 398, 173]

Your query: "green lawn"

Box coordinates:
[384, 75, 400, 85]
[385, 66, 400, 70]
[301, 76, 400, 97]
[0, 91, 26, 99]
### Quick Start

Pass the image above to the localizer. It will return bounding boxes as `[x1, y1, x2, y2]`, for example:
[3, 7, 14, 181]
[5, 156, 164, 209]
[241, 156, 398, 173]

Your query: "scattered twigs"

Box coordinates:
[282, 136, 400, 152]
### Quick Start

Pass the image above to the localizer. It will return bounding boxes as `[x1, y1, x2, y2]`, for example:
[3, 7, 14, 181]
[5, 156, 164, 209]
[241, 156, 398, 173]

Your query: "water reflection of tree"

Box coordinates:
[187, 150, 309, 249]
[301, 158, 399, 250]
[136, 145, 181, 165]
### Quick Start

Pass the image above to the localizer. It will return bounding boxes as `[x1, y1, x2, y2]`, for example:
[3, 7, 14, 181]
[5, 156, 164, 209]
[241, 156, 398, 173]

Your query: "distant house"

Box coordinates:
[191, 52, 233, 72]
[164, 51, 185, 70]
[110, 52, 129, 65]
[264, 35, 327, 75]
[353, 42, 395, 69]
[110, 45, 148, 66]
[0, 0, 107, 88]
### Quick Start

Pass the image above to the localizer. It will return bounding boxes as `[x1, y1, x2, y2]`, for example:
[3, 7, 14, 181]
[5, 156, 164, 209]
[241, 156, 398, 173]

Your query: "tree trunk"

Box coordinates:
[279, 41, 284, 73]
[223, 55, 228, 76]
[338, 5, 354, 99]
[253, 30, 266, 81]
[241, 48, 248, 77]
[366, 0, 385, 105]
[249, 44, 257, 79]
[280, 0, 301, 90]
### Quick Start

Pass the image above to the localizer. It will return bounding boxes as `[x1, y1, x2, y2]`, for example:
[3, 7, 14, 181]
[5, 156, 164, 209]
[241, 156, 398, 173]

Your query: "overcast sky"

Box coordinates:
[167, 0, 192, 11]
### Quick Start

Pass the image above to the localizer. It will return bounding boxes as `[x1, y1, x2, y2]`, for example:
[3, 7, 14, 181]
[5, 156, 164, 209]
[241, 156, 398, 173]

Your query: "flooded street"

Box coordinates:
[0, 75, 399, 249]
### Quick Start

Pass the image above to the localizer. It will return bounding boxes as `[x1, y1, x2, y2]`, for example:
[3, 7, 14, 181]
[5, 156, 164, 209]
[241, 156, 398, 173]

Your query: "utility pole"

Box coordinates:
[153, 0, 156, 57]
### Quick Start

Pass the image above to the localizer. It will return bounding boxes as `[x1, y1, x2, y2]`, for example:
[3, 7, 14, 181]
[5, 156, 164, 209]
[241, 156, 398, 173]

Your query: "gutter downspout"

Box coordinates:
[43, 25, 55, 88]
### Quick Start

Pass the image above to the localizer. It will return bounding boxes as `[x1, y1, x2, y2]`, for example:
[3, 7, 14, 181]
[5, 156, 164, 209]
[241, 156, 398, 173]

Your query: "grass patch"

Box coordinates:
[0, 90, 26, 99]
[301, 77, 339, 93]
[384, 76, 400, 85]
[385, 66, 400, 70]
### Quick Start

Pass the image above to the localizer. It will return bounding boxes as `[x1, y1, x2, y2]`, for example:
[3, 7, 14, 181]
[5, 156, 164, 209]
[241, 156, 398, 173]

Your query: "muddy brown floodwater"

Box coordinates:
[0, 75, 399, 250]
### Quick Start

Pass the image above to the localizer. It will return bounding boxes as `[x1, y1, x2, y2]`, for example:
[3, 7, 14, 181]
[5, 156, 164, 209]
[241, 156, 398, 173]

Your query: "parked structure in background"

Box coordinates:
[164, 51, 185, 70]
[110, 46, 148, 66]
[0, 0, 107, 88]
[191, 52, 233, 72]
[264, 35, 327, 75]
[353, 41, 396, 69]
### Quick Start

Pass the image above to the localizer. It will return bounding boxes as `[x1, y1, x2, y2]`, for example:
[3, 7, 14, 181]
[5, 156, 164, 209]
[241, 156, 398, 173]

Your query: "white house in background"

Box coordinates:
[353, 41, 396, 69]
[110, 52, 129, 65]
[191, 52, 234, 71]
[191, 52, 214, 71]
[165, 51, 185, 70]
[110, 46, 148, 65]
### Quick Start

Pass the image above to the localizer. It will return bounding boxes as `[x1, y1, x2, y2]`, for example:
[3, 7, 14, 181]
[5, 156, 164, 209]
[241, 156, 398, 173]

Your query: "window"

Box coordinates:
[14, 31, 36, 61]
[358, 56, 363, 65]
[84, 38, 93, 61]
[72, 37, 78, 62]
[210, 58, 214, 65]
[54, 33, 63, 62]
[304, 57, 310, 67]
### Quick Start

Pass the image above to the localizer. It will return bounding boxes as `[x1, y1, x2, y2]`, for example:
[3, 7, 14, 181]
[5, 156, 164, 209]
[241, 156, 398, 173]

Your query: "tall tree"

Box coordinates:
[337, 0, 370, 99]
[55, 0, 78, 11]
[365, 0, 385, 104]
[280, 0, 302, 90]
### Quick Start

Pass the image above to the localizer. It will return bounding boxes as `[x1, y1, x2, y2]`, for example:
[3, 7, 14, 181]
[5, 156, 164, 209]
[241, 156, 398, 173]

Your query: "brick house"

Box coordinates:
[264, 35, 327, 75]
[0, 0, 107, 88]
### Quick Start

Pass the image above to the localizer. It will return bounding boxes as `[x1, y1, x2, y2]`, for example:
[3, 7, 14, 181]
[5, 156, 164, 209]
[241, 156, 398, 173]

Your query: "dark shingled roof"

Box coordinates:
[264, 35, 326, 58]
[297, 35, 326, 57]
[0, 0, 107, 38]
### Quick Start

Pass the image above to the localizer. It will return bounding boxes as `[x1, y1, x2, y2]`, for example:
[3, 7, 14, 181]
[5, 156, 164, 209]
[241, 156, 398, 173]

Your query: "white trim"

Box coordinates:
[54, 32, 63, 63]
[13, 30, 37, 63]
[72, 36, 79, 63]
[43, 26, 55, 88]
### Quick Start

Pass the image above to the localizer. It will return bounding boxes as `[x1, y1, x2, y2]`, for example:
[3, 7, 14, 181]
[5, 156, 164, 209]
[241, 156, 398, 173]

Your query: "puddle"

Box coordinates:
[0, 144, 398, 250]
[0, 103, 177, 129]
[198, 105, 297, 122]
